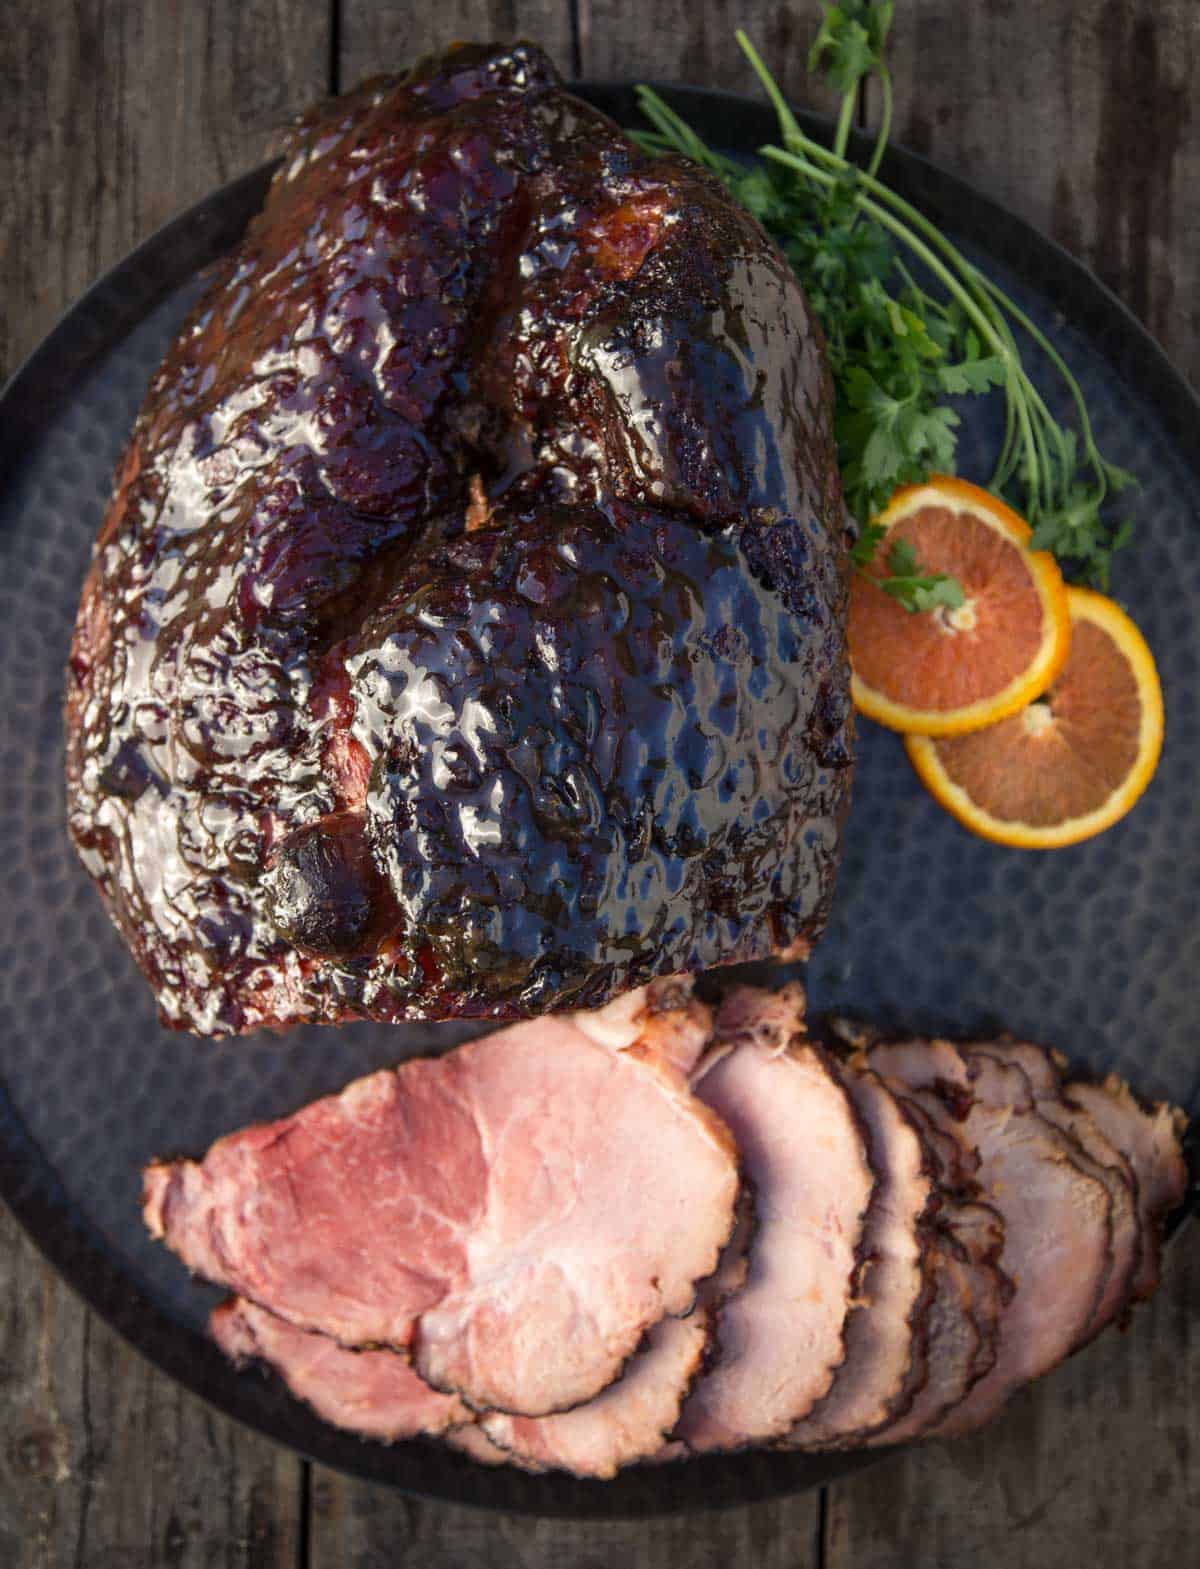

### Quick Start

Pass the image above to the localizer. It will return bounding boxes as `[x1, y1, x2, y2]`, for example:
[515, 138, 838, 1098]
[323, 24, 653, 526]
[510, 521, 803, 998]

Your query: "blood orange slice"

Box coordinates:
[849, 476, 1071, 736]
[905, 587, 1163, 849]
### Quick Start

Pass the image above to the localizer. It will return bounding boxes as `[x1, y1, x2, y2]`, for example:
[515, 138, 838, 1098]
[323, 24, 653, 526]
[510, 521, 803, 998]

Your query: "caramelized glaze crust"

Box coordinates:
[65, 42, 852, 1034]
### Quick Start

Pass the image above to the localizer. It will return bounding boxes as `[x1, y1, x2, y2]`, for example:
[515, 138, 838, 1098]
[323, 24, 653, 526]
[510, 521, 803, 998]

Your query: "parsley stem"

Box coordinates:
[866, 66, 893, 181]
[734, 29, 805, 150]
[973, 271, 1111, 503]
[763, 145, 1044, 503]
[833, 89, 857, 161]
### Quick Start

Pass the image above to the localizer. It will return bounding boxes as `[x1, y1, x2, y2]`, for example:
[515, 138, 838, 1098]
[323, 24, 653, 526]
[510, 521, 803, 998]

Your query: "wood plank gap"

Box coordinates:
[567, 0, 583, 77]
[329, 0, 343, 93]
[298, 1459, 312, 1569]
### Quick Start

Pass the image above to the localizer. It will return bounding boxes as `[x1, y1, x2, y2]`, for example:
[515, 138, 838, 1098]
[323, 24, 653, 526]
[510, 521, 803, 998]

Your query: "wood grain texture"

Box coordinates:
[826, 1241, 1200, 1569]
[0, 1205, 301, 1569]
[308, 1477, 821, 1569]
[0, 0, 331, 384]
[339, 0, 578, 89]
[576, 0, 838, 112]
[877, 0, 1200, 387]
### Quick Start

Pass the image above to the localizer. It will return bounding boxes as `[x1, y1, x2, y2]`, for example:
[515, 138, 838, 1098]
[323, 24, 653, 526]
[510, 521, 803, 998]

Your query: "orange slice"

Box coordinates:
[848, 475, 1071, 736]
[905, 587, 1163, 849]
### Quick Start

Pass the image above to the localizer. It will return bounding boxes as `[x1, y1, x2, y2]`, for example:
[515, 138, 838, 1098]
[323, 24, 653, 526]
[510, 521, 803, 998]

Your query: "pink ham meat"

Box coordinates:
[675, 990, 875, 1451]
[784, 1062, 934, 1449]
[571, 976, 715, 1077]
[144, 1018, 739, 1416]
[860, 1041, 1011, 1445]
[900, 1049, 1112, 1438]
[867, 1201, 1008, 1446]
[966, 1042, 1139, 1339]
[216, 1298, 710, 1478]
[1066, 1076, 1188, 1301]
[211, 1299, 470, 1440]
[475, 1311, 711, 1477]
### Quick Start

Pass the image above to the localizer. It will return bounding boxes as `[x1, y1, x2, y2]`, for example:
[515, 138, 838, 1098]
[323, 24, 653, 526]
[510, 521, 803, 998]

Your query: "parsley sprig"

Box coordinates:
[633, 5, 1135, 597]
[849, 523, 964, 613]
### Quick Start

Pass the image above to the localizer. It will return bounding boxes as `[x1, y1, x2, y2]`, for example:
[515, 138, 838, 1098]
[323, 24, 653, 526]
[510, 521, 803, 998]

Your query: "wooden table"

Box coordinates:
[1, 3, 1196, 1564]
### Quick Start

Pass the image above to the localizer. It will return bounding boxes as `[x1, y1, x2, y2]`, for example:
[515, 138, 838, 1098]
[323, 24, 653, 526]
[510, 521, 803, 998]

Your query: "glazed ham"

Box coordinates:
[144, 1018, 739, 1416]
[66, 40, 853, 1036]
[147, 991, 1188, 1473]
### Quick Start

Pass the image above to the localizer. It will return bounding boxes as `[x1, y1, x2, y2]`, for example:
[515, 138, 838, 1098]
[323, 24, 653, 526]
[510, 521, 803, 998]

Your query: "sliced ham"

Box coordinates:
[968, 1042, 1139, 1338]
[446, 1423, 511, 1466]
[1065, 1076, 1188, 1301]
[784, 1063, 934, 1449]
[476, 1311, 711, 1477]
[145, 1018, 739, 1416]
[674, 991, 875, 1451]
[928, 1053, 1112, 1436]
[571, 976, 714, 1076]
[863, 1039, 1113, 1436]
[210, 1299, 470, 1440]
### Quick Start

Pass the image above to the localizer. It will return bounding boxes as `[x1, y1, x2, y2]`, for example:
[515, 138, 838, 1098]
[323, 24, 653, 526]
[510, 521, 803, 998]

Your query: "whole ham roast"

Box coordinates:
[65, 41, 853, 1035]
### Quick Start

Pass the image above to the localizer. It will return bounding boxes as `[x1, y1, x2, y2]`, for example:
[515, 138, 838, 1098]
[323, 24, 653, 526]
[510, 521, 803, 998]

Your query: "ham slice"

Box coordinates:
[784, 1063, 934, 1449]
[145, 1018, 739, 1416]
[867, 1201, 1008, 1445]
[674, 990, 875, 1451]
[1066, 1076, 1188, 1300]
[210, 1299, 470, 1439]
[967, 1042, 1139, 1339]
[476, 1311, 711, 1477]
[864, 1039, 1114, 1436]
[926, 1053, 1112, 1436]
[573, 976, 714, 1076]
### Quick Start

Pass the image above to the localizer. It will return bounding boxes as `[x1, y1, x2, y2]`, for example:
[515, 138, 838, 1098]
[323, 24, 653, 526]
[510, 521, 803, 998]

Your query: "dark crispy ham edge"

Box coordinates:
[779, 1058, 942, 1451]
[965, 1042, 1139, 1344]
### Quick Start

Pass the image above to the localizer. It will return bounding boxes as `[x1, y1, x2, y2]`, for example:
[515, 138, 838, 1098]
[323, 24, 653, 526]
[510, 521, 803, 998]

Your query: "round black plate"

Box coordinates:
[1, 83, 1197, 1520]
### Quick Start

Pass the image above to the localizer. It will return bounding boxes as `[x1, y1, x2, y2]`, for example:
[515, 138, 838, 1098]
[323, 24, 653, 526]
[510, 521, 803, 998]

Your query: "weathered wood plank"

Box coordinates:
[0, 0, 331, 384]
[576, 0, 838, 112]
[877, 0, 1200, 386]
[309, 1478, 821, 1569]
[339, 0, 578, 89]
[826, 1239, 1200, 1569]
[0, 1205, 301, 1569]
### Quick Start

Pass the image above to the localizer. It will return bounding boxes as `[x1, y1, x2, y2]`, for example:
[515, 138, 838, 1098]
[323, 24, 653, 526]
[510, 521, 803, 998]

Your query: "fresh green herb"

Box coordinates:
[633, 8, 1135, 596]
[848, 523, 963, 612]
[879, 539, 966, 613]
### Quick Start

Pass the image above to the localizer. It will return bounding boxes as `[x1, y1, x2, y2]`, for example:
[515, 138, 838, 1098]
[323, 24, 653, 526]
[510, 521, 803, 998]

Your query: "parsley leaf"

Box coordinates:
[881, 539, 965, 613]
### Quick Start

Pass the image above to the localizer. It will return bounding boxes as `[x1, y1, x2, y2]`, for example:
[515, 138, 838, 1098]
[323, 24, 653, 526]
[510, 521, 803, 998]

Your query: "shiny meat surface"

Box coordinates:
[65, 40, 852, 1035]
[210, 1298, 470, 1439]
[144, 1017, 738, 1415]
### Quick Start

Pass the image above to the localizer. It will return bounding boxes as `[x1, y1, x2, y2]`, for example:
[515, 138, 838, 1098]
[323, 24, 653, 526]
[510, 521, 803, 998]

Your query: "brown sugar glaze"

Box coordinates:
[65, 42, 853, 1034]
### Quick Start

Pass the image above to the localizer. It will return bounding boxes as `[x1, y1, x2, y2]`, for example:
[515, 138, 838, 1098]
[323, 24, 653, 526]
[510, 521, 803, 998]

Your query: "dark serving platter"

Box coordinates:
[0, 81, 1197, 1520]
